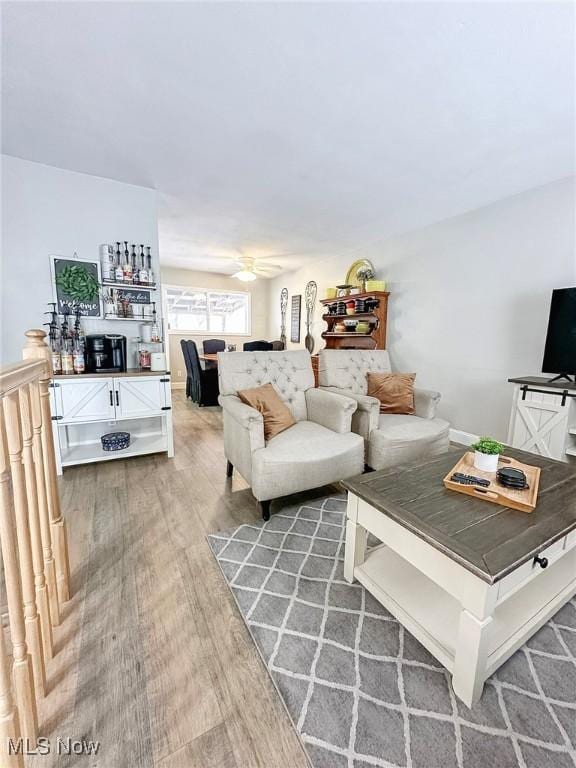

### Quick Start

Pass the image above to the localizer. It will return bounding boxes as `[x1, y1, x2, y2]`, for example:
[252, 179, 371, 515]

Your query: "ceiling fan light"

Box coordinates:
[233, 268, 257, 282]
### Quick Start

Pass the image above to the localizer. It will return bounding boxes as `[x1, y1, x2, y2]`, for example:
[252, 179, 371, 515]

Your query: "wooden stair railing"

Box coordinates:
[0, 329, 72, 764]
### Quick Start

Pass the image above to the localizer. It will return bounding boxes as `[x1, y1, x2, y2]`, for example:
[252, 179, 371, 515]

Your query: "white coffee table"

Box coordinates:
[342, 448, 576, 707]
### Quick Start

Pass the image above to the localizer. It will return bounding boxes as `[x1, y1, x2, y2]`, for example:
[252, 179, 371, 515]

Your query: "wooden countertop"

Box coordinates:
[53, 369, 170, 379]
[342, 445, 576, 584]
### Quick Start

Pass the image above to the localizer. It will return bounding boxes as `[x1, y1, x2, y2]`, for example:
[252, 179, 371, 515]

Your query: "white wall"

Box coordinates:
[160, 267, 270, 384]
[1, 155, 159, 366]
[268, 177, 576, 439]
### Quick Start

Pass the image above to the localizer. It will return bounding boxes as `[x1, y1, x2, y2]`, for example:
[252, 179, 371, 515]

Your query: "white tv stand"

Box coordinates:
[508, 376, 576, 462]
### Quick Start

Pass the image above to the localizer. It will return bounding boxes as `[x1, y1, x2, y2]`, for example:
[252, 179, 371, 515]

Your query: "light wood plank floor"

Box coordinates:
[32, 391, 312, 768]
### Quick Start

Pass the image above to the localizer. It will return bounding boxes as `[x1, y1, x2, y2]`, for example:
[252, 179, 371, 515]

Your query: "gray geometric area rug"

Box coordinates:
[208, 495, 576, 768]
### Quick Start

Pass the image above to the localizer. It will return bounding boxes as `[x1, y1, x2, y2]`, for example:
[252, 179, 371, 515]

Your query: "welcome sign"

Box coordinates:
[50, 255, 103, 317]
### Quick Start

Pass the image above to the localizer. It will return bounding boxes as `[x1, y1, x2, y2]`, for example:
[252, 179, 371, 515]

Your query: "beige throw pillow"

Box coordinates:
[237, 383, 296, 440]
[367, 372, 416, 415]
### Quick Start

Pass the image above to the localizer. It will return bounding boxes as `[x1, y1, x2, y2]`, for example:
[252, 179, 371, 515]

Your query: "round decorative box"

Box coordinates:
[101, 432, 131, 452]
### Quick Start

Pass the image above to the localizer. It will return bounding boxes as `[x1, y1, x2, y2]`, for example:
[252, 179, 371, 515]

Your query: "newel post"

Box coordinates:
[23, 330, 71, 603]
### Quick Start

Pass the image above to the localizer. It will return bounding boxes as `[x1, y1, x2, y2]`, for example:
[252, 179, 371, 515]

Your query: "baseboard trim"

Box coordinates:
[171, 382, 186, 391]
[449, 428, 478, 446]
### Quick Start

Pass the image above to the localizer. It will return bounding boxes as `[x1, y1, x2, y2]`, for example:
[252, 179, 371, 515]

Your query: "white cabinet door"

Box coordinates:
[115, 377, 166, 419]
[509, 387, 570, 460]
[55, 378, 116, 423]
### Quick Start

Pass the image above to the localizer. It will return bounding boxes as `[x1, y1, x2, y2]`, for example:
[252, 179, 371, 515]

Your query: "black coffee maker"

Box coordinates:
[86, 334, 127, 373]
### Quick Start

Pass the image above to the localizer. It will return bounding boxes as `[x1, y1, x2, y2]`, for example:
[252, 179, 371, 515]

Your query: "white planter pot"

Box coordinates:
[473, 451, 499, 473]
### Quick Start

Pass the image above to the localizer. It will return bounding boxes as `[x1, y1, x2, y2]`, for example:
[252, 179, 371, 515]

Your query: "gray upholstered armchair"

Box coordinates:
[318, 349, 450, 470]
[218, 350, 365, 519]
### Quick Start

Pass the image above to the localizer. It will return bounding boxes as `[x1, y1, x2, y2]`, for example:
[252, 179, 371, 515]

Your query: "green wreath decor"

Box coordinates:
[56, 264, 100, 302]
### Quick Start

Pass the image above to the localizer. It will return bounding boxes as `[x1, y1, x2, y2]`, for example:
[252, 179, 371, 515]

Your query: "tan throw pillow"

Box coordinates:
[367, 372, 416, 415]
[237, 383, 296, 440]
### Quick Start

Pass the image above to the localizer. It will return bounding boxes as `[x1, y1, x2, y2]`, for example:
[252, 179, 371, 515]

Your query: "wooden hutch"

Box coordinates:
[320, 290, 389, 350]
[311, 290, 389, 384]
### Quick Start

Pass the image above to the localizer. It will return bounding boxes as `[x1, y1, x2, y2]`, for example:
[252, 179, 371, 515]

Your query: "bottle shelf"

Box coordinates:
[101, 280, 157, 290]
[104, 314, 155, 323]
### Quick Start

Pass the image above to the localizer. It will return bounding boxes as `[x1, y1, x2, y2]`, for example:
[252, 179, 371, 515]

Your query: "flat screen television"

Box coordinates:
[542, 287, 576, 382]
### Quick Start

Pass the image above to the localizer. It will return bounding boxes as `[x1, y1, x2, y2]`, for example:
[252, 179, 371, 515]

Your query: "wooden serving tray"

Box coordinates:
[443, 452, 541, 513]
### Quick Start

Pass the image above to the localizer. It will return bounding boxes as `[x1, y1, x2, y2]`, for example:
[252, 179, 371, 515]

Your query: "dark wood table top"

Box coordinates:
[342, 445, 576, 584]
[508, 376, 576, 392]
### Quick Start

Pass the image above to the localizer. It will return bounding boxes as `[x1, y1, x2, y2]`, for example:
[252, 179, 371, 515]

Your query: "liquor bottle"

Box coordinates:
[60, 337, 74, 375]
[51, 340, 62, 375]
[123, 241, 132, 282]
[131, 245, 138, 281]
[45, 323, 62, 375]
[150, 302, 161, 343]
[72, 337, 85, 374]
[114, 242, 124, 282]
[138, 245, 148, 284]
[146, 247, 155, 285]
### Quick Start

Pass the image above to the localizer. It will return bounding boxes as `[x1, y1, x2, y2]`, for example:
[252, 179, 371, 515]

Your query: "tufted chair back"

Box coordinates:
[318, 350, 392, 394]
[218, 350, 314, 421]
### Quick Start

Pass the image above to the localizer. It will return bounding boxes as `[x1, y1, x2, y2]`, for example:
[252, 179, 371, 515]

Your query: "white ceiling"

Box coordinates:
[2, 1, 574, 276]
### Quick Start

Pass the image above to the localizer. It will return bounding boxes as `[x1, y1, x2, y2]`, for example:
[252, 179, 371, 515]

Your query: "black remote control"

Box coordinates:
[451, 473, 491, 487]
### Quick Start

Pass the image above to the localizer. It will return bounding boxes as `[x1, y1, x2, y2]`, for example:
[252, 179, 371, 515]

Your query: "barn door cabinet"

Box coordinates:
[508, 377, 576, 462]
[50, 372, 174, 473]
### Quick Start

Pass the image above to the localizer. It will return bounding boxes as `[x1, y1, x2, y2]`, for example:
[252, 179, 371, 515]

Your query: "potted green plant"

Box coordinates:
[470, 436, 505, 473]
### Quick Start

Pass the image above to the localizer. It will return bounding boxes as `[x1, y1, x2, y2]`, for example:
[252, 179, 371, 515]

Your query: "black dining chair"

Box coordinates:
[271, 340, 285, 351]
[185, 340, 219, 407]
[243, 340, 274, 351]
[180, 339, 196, 400]
[202, 338, 225, 370]
[203, 339, 226, 354]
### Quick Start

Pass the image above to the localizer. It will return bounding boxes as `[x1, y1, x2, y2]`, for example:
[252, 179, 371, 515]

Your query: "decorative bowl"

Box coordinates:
[101, 432, 131, 452]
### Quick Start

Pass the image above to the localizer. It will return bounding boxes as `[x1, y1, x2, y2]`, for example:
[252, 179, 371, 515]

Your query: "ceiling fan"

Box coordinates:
[232, 255, 282, 282]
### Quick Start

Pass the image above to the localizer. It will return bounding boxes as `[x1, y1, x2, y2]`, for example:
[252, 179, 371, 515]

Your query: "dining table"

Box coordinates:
[198, 353, 219, 364]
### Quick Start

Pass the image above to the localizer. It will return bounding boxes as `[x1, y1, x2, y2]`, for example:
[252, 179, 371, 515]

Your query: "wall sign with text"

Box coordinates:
[290, 295, 301, 343]
[50, 255, 103, 317]
[112, 288, 151, 305]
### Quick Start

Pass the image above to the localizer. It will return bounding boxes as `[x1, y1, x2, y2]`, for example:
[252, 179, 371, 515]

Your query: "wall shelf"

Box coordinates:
[101, 280, 157, 290]
[322, 313, 376, 320]
[104, 314, 155, 323]
[323, 332, 374, 338]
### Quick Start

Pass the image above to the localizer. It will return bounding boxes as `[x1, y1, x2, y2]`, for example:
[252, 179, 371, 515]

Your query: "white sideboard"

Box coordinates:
[508, 376, 576, 462]
[49, 371, 174, 473]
